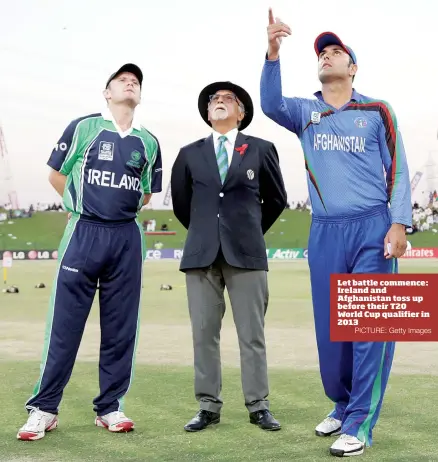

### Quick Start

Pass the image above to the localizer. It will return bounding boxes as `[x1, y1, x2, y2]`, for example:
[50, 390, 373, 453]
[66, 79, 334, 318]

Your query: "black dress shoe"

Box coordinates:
[249, 410, 281, 431]
[184, 410, 220, 432]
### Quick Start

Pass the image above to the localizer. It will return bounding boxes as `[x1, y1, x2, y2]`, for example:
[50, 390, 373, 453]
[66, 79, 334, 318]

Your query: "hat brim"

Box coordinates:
[198, 81, 254, 131]
[106, 63, 143, 88]
[314, 32, 356, 64]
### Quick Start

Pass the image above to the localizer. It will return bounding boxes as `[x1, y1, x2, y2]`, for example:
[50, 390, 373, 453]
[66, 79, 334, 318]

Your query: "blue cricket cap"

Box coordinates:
[105, 63, 143, 89]
[314, 32, 357, 64]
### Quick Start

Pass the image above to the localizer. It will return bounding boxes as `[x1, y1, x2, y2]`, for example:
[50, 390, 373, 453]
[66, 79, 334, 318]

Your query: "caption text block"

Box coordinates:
[330, 274, 438, 341]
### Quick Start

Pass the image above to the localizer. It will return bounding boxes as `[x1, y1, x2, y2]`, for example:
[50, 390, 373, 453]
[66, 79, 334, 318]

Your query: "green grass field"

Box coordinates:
[0, 260, 437, 461]
[1, 210, 437, 250]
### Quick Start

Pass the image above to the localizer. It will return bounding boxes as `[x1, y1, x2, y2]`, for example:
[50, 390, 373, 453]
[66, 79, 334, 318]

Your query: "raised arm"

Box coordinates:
[260, 8, 303, 135]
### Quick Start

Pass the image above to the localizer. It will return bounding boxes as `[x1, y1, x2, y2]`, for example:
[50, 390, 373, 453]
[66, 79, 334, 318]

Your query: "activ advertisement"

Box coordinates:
[266, 248, 308, 259]
[2, 248, 438, 261]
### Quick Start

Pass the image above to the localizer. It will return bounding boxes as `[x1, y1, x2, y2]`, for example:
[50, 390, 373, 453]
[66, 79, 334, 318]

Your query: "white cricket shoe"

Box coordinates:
[95, 411, 134, 433]
[17, 409, 58, 441]
[315, 416, 342, 437]
[330, 434, 365, 457]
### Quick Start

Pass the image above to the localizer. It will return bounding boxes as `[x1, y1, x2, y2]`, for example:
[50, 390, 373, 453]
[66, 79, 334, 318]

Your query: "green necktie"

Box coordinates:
[216, 135, 228, 184]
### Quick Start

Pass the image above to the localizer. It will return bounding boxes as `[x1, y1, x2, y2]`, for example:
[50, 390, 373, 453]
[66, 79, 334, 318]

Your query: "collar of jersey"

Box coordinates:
[101, 108, 142, 134]
[313, 89, 361, 103]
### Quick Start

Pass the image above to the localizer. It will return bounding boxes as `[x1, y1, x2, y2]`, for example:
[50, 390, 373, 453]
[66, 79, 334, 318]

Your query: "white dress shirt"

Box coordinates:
[212, 128, 238, 167]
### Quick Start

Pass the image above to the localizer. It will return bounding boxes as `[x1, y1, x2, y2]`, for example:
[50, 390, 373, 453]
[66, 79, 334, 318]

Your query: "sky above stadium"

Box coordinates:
[1, 0, 437, 209]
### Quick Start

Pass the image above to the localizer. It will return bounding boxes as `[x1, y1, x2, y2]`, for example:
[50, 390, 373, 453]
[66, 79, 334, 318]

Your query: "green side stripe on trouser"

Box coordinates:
[356, 257, 397, 445]
[25, 215, 80, 409]
[117, 218, 146, 412]
[356, 344, 387, 446]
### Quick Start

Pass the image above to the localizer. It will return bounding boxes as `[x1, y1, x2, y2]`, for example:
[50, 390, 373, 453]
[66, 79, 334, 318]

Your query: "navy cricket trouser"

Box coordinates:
[25, 214, 145, 416]
[308, 204, 396, 448]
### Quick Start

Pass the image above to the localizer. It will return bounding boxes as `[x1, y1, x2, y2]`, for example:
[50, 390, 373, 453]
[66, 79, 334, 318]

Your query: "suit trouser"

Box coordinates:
[185, 254, 270, 413]
[25, 214, 145, 416]
[308, 204, 396, 448]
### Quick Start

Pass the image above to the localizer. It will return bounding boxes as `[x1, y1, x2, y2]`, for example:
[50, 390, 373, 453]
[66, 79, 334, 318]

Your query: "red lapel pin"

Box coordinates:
[235, 144, 248, 156]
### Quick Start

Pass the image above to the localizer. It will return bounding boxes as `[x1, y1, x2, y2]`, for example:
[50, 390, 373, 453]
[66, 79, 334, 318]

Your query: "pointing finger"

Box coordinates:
[268, 7, 275, 25]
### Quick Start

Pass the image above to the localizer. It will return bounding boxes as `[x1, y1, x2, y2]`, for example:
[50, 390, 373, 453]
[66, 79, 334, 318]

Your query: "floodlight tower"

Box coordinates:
[0, 125, 19, 209]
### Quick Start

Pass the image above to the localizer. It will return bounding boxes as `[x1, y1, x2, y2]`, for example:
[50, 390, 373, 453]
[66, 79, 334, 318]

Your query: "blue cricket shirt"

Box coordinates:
[260, 57, 412, 227]
[47, 110, 163, 221]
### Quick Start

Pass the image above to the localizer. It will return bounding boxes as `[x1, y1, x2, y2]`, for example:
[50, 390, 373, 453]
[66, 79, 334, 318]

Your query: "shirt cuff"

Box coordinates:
[264, 52, 280, 63]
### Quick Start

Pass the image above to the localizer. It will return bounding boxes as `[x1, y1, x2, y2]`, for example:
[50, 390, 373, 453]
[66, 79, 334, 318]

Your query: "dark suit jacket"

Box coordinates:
[171, 132, 287, 272]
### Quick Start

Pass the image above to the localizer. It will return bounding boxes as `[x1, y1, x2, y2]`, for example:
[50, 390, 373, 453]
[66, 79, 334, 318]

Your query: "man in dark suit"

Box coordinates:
[171, 81, 287, 433]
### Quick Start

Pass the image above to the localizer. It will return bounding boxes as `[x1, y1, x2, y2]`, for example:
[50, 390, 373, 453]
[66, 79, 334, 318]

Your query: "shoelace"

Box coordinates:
[27, 409, 43, 428]
[323, 416, 340, 425]
[339, 434, 358, 443]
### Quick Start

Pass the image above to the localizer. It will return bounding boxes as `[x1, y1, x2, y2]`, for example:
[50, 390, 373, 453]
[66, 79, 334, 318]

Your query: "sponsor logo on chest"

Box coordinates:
[311, 111, 321, 124]
[98, 141, 114, 161]
[354, 117, 367, 128]
[126, 150, 142, 168]
[96, 142, 144, 169]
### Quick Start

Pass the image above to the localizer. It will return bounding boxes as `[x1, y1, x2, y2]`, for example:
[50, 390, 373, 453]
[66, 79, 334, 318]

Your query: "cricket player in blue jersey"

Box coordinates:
[17, 63, 163, 441]
[260, 9, 412, 458]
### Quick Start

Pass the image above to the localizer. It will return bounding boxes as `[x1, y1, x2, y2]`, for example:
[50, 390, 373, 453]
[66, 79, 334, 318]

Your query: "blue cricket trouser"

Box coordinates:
[25, 214, 145, 416]
[308, 204, 396, 448]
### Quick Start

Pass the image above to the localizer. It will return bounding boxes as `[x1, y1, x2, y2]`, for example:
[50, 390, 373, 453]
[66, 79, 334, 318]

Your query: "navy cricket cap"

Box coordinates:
[314, 32, 357, 64]
[105, 63, 143, 88]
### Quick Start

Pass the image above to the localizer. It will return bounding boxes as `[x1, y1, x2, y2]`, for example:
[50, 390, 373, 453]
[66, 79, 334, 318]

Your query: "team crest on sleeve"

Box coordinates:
[311, 112, 321, 124]
[354, 117, 367, 128]
[98, 141, 114, 161]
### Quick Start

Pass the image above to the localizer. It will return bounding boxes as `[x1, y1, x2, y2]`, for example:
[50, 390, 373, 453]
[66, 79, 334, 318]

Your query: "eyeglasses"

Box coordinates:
[209, 93, 238, 104]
